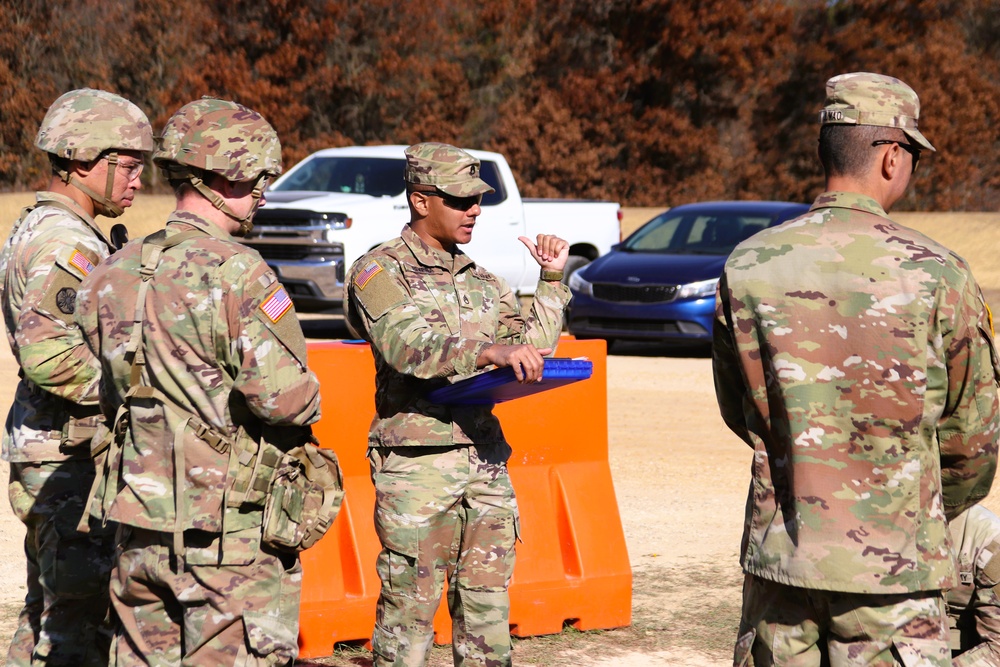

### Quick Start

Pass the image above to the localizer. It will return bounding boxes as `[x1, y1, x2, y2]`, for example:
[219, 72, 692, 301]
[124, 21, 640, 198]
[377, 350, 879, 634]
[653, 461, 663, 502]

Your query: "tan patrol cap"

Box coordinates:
[404, 142, 495, 197]
[819, 72, 935, 151]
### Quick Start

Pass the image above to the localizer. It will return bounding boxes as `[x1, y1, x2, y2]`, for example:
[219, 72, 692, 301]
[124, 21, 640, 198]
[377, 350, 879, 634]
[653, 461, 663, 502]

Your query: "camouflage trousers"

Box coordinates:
[109, 526, 302, 666]
[735, 574, 951, 666]
[368, 443, 519, 667]
[7, 459, 116, 667]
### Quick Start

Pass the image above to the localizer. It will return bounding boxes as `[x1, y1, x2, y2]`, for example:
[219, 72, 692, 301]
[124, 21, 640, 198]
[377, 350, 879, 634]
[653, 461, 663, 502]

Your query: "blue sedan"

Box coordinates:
[566, 200, 810, 347]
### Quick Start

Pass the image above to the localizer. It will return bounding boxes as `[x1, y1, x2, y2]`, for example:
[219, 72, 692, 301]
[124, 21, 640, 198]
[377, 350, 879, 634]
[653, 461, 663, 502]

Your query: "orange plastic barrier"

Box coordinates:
[298, 337, 632, 659]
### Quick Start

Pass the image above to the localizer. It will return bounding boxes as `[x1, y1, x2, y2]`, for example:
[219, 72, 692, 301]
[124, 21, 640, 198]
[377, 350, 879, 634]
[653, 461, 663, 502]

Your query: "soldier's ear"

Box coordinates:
[409, 191, 430, 217]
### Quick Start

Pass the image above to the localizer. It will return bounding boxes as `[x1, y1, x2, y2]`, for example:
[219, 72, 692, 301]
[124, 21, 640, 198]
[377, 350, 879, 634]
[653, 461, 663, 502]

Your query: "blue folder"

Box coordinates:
[425, 358, 594, 406]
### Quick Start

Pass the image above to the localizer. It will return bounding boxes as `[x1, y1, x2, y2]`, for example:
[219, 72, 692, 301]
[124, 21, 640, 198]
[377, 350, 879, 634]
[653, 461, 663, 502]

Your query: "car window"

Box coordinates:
[272, 157, 407, 197]
[625, 212, 773, 254]
[477, 161, 507, 206]
[271, 156, 508, 205]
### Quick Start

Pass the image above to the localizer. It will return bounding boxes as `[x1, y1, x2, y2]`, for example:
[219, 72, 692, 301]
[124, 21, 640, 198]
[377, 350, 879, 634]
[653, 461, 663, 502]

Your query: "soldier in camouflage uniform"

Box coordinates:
[0, 88, 153, 667]
[713, 72, 1000, 666]
[74, 98, 321, 666]
[345, 142, 570, 667]
[947, 505, 1000, 666]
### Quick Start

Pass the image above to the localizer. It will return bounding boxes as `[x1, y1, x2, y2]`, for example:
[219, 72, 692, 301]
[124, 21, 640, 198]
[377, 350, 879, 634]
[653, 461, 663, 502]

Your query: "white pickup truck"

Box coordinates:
[242, 145, 622, 310]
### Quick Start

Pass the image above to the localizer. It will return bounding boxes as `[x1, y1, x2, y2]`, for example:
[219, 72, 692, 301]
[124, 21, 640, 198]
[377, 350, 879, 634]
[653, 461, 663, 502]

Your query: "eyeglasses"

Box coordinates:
[106, 153, 144, 181]
[871, 140, 921, 173]
[424, 192, 483, 212]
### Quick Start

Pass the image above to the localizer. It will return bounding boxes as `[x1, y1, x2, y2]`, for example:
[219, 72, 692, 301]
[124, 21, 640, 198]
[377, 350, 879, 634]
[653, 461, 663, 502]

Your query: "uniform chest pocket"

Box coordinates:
[458, 281, 500, 340]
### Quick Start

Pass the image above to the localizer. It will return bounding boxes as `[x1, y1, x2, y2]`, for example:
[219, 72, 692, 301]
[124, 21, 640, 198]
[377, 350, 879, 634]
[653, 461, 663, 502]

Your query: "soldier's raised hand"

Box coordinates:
[519, 234, 569, 271]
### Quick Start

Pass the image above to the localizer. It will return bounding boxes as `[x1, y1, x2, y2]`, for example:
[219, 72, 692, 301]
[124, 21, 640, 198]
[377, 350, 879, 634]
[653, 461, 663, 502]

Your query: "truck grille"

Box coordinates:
[245, 243, 342, 262]
[592, 283, 677, 303]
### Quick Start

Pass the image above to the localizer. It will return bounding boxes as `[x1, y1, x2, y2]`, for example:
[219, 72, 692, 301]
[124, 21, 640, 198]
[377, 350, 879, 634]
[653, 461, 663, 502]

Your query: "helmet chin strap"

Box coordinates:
[188, 172, 264, 237]
[67, 152, 125, 218]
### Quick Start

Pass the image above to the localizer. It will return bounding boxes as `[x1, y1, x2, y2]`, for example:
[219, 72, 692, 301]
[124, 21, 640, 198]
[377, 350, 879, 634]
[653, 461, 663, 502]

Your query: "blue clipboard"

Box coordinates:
[425, 358, 593, 406]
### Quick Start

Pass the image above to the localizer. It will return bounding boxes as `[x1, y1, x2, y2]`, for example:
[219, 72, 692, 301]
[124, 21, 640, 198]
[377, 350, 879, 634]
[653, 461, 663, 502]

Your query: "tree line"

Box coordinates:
[2, 0, 999, 210]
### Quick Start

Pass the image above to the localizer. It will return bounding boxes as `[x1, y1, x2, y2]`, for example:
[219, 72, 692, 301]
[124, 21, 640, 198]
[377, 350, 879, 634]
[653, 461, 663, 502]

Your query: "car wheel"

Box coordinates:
[562, 255, 590, 284]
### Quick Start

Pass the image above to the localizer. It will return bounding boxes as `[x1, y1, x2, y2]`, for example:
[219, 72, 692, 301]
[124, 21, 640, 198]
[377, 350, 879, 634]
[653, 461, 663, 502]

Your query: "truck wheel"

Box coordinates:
[562, 255, 590, 284]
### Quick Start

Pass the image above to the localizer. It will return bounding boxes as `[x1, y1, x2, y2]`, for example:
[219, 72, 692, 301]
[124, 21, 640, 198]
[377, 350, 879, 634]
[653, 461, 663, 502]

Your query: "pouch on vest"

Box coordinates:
[262, 442, 344, 552]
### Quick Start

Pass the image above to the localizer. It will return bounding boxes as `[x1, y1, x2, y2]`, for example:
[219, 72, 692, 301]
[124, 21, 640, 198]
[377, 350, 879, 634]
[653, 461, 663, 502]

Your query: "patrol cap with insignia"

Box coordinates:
[404, 142, 495, 197]
[819, 72, 935, 151]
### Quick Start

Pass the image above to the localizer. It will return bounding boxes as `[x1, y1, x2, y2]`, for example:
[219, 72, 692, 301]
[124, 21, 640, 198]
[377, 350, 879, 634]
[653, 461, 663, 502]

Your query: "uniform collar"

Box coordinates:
[35, 190, 111, 248]
[809, 191, 889, 218]
[400, 224, 476, 273]
[165, 209, 232, 239]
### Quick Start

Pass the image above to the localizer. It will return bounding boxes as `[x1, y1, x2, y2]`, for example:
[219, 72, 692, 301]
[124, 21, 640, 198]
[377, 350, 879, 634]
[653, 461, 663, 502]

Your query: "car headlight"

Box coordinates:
[677, 277, 719, 300]
[567, 269, 593, 296]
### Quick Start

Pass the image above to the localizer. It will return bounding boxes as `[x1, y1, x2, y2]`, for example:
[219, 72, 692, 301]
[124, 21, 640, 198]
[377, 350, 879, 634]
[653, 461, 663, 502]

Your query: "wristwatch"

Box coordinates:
[541, 269, 564, 282]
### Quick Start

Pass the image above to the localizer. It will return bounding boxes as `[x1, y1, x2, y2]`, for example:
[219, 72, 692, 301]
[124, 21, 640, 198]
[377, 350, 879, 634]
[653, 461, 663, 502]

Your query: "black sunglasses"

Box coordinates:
[872, 139, 921, 173]
[424, 192, 483, 212]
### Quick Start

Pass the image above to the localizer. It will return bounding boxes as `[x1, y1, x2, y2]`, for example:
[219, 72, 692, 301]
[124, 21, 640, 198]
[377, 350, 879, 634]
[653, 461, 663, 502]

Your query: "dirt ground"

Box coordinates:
[0, 194, 996, 665]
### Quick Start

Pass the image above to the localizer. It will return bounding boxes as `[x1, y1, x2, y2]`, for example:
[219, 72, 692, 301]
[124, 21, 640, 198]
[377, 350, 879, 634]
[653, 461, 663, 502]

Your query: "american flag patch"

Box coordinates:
[260, 286, 293, 322]
[355, 260, 383, 289]
[69, 249, 94, 276]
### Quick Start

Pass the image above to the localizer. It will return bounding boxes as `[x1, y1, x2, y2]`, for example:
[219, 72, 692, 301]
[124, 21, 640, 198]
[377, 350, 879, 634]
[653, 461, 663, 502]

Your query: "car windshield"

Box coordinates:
[623, 211, 773, 255]
[270, 155, 508, 205]
[271, 157, 407, 197]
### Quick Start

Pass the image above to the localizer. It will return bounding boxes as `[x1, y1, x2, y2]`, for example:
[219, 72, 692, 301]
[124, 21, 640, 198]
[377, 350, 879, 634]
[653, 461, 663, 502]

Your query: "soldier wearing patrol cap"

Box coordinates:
[0, 87, 152, 667]
[713, 72, 1000, 666]
[346, 142, 571, 667]
[74, 97, 323, 666]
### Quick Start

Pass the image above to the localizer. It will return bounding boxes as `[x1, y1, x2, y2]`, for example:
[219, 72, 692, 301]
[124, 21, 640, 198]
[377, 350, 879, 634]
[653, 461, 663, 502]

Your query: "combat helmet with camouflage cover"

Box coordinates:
[155, 97, 282, 235]
[34, 88, 154, 218]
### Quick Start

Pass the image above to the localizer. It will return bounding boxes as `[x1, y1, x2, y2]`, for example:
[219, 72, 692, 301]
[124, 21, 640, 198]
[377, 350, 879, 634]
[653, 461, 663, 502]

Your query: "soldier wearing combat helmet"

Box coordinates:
[75, 97, 324, 665]
[714, 72, 999, 666]
[346, 142, 571, 667]
[0, 87, 152, 667]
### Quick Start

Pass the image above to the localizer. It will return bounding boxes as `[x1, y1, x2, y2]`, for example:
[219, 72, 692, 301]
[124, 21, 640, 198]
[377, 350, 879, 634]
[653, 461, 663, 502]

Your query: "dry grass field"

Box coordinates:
[0, 192, 996, 666]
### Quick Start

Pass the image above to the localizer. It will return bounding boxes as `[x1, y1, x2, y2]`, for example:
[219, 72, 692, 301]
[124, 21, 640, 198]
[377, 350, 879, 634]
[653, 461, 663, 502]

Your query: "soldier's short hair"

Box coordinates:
[819, 124, 908, 178]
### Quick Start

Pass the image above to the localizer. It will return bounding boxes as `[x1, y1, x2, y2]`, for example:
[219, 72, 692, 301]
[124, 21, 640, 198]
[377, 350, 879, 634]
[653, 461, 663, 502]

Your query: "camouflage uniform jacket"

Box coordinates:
[346, 225, 570, 447]
[948, 505, 1000, 666]
[0, 191, 110, 463]
[714, 191, 1000, 595]
[75, 211, 321, 532]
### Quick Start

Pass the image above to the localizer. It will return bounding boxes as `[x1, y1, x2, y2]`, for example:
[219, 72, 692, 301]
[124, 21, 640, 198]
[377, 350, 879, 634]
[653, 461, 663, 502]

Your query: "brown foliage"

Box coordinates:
[1, 0, 999, 209]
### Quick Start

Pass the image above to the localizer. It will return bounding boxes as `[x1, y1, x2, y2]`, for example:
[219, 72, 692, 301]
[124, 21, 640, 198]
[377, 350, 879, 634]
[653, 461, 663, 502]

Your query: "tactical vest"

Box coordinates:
[81, 228, 343, 563]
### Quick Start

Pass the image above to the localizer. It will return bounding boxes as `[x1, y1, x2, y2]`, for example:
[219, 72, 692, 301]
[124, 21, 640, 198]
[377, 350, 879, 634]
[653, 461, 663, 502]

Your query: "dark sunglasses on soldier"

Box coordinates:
[871, 139, 921, 173]
[425, 192, 483, 212]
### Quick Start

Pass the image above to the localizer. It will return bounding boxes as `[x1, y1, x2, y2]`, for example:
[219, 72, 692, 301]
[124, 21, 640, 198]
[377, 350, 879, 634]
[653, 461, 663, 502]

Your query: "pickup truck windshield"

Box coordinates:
[271, 156, 508, 205]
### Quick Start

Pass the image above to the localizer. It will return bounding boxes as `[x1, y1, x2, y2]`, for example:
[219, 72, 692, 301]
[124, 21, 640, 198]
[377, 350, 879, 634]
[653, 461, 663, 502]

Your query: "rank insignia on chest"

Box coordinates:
[69, 249, 94, 276]
[355, 260, 384, 289]
[260, 286, 293, 322]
